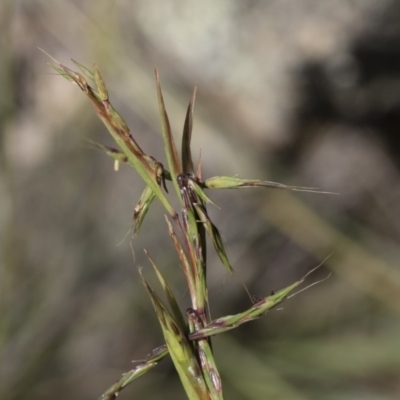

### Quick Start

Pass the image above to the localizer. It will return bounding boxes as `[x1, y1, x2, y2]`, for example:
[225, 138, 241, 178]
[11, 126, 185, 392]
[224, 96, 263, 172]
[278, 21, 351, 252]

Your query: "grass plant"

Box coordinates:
[48, 58, 332, 400]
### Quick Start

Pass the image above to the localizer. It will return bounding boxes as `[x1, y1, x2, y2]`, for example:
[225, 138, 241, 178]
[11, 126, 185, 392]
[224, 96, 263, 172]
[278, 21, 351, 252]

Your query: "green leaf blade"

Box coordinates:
[182, 87, 197, 174]
[205, 176, 337, 194]
[189, 280, 304, 340]
[193, 204, 233, 275]
[133, 186, 156, 236]
[155, 69, 183, 198]
[144, 250, 187, 332]
[140, 271, 209, 400]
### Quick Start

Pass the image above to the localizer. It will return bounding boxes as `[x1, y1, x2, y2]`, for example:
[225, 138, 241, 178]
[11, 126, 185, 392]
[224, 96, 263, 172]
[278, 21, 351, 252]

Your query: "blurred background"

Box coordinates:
[1, 0, 400, 399]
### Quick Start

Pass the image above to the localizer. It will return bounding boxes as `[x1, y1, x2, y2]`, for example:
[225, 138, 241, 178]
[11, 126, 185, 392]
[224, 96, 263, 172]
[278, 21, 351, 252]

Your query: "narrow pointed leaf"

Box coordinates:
[133, 186, 156, 236]
[139, 271, 209, 400]
[99, 345, 169, 400]
[99, 362, 158, 400]
[205, 176, 338, 194]
[188, 178, 218, 208]
[182, 86, 197, 174]
[155, 68, 182, 197]
[47, 62, 75, 83]
[93, 62, 109, 101]
[177, 174, 210, 311]
[193, 203, 233, 274]
[48, 62, 88, 91]
[190, 279, 307, 340]
[165, 217, 196, 305]
[144, 250, 186, 332]
[133, 344, 169, 363]
[72, 59, 95, 81]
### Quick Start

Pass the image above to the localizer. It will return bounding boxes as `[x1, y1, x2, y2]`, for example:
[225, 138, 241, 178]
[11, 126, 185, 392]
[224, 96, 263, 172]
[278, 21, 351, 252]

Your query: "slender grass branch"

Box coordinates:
[46, 56, 333, 400]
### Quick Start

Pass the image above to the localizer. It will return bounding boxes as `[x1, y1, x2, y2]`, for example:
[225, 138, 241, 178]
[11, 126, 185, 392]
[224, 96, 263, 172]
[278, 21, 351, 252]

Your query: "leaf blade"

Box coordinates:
[139, 270, 209, 400]
[182, 86, 197, 174]
[205, 176, 338, 194]
[155, 68, 182, 198]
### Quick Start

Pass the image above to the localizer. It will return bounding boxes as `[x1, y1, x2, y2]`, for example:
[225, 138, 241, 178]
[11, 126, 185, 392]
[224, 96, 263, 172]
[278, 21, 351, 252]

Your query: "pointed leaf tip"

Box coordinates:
[182, 86, 197, 174]
[205, 176, 338, 194]
[93, 62, 108, 101]
[155, 68, 182, 196]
